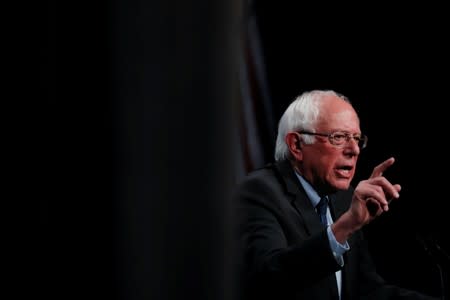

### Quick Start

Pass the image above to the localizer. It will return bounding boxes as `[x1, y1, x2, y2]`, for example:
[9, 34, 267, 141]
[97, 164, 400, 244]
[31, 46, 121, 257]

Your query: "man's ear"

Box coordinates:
[285, 132, 303, 160]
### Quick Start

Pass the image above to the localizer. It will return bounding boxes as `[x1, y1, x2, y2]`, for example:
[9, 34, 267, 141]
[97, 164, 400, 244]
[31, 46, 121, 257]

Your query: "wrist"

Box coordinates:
[331, 212, 361, 243]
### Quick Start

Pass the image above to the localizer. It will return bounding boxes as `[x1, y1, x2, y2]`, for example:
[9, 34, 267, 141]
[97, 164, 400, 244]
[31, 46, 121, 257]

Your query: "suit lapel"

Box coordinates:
[328, 192, 351, 221]
[274, 160, 324, 236]
[274, 161, 348, 300]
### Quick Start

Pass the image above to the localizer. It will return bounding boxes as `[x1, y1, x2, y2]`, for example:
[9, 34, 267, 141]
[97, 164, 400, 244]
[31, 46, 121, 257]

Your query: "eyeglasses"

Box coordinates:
[297, 131, 368, 149]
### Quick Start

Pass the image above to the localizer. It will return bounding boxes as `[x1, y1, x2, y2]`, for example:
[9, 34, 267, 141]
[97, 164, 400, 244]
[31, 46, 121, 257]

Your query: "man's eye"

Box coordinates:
[333, 133, 346, 140]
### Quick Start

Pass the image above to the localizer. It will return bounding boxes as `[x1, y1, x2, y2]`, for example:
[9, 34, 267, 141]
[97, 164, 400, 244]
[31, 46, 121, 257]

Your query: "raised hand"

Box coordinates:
[352, 157, 401, 222]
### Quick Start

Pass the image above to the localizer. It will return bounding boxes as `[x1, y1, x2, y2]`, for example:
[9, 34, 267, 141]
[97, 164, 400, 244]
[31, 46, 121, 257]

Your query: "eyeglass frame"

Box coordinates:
[296, 131, 368, 149]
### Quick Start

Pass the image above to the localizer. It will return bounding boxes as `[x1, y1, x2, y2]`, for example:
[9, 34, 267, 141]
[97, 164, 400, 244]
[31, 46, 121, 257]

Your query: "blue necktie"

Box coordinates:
[316, 196, 329, 225]
[317, 196, 343, 299]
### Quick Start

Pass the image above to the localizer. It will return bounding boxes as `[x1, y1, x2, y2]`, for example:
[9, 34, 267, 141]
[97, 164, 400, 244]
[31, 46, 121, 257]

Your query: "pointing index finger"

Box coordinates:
[370, 157, 395, 178]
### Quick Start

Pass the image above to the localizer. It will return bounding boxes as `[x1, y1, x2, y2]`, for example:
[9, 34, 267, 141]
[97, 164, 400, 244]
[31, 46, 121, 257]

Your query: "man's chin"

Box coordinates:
[333, 180, 351, 191]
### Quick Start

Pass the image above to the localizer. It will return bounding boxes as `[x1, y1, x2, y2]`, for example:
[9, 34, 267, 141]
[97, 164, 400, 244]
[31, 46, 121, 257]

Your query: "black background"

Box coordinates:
[33, 1, 237, 299]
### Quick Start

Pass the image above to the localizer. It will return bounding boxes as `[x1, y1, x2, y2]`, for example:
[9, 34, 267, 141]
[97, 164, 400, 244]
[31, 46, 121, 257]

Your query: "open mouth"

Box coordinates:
[335, 165, 353, 178]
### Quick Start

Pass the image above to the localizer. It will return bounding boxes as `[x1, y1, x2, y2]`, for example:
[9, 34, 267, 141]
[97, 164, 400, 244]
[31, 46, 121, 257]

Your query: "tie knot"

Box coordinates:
[316, 196, 328, 210]
[316, 196, 329, 225]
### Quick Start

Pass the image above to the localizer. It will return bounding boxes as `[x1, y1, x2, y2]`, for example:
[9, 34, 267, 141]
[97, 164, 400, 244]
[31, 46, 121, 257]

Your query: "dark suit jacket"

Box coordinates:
[235, 160, 437, 300]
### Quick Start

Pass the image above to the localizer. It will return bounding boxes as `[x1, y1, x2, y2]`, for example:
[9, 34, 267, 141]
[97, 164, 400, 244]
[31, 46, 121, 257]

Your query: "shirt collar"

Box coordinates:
[294, 171, 322, 208]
